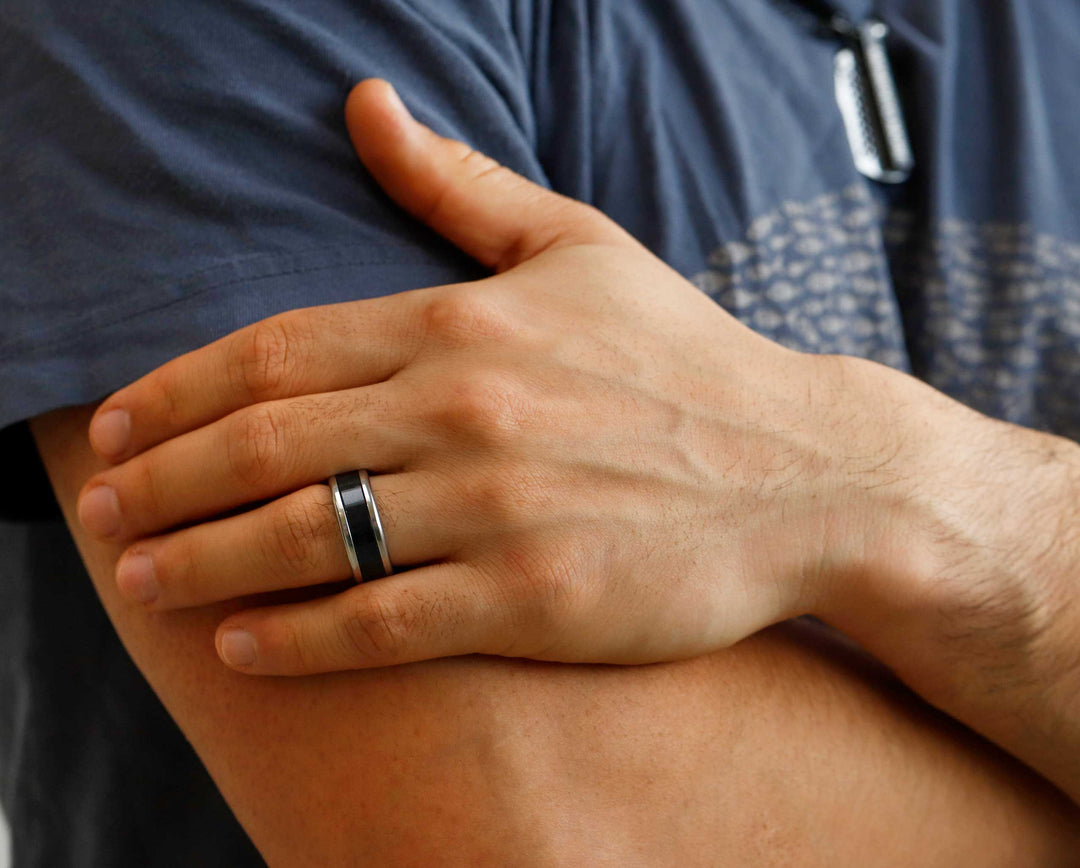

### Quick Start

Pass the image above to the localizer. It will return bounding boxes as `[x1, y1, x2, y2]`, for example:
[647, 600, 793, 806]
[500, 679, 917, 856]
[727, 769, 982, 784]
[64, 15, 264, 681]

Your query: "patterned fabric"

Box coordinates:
[693, 184, 1080, 439]
[693, 185, 911, 369]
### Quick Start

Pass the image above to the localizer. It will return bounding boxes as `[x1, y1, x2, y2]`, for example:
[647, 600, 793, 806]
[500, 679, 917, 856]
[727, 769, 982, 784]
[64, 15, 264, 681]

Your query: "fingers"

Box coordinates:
[344, 79, 636, 273]
[79, 382, 417, 541]
[214, 560, 514, 674]
[114, 473, 460, 610]
[88, 293, 432, 463]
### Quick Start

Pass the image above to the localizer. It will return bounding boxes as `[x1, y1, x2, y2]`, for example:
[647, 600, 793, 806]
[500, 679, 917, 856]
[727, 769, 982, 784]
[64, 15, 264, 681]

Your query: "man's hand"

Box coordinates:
[75, 80, 1080, 804]
[75, 80, 921, 670]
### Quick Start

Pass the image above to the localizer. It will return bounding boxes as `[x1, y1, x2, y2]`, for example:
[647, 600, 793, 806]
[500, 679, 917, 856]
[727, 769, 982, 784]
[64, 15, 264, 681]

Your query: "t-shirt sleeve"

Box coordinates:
[0, 0, 545, 520]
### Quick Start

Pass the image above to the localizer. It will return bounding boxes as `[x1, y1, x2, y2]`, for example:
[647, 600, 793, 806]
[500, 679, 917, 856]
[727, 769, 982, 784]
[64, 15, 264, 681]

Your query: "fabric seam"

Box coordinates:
[1, 247, 463, 360]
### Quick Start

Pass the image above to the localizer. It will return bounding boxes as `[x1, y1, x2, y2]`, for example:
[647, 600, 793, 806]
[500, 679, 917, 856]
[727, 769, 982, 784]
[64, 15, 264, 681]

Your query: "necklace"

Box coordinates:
[787, 0, 914, 184]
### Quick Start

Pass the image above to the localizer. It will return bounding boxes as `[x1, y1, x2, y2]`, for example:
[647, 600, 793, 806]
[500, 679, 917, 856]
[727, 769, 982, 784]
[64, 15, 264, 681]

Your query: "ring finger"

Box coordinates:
[114, 471, 461, 610]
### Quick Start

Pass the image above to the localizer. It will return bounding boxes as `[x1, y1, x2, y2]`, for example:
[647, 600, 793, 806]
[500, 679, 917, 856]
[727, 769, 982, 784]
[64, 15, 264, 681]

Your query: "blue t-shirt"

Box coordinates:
[2, 1, 1079, 864]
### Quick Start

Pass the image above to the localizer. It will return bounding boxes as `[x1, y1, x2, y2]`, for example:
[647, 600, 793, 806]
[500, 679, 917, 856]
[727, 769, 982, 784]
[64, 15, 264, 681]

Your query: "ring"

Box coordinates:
[328, 470, 393, 583]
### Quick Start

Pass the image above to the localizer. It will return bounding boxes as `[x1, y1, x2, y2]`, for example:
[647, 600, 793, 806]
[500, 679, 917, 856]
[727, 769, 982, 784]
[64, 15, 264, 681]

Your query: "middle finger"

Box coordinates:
[78, 381, 420, 541]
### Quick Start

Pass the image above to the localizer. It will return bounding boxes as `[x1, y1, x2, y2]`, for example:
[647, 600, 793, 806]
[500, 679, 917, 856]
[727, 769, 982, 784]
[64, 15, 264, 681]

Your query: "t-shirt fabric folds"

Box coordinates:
[2, 0, 1079, 864]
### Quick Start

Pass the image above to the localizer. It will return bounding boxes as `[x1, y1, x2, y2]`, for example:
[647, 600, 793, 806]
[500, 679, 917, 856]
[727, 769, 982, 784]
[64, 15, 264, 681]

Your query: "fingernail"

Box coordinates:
[78, 485, 121, 537]
[116, 552, 159, 604]
[220, 629, 257, 667]
[89, 409, 131, 459]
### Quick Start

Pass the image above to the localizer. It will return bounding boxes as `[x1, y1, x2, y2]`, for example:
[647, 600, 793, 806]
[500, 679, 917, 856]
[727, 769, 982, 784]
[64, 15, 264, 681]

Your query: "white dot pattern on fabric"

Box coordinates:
[693, 185, 909, 371]
[691, 185, 1080, 439]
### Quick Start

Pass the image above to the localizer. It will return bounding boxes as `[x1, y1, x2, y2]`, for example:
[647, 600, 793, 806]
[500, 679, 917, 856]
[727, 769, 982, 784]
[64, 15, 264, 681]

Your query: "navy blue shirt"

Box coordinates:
[2, 1, 1079, 864]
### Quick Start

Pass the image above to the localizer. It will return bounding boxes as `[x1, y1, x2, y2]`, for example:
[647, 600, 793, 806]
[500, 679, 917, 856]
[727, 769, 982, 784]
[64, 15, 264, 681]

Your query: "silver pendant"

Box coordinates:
[833, 19, 914, 184]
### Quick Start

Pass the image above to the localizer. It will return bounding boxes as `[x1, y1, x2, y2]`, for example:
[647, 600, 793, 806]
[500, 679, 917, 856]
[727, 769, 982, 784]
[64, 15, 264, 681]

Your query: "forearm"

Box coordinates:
[34, 403, 1079, 865]
[821, 355, 1080, 806]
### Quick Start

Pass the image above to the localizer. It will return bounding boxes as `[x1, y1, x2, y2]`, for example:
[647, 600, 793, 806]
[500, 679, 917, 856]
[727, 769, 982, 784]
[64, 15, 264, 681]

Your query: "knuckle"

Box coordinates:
[230, 315, 304, 403]
[151, 536, 199, 601]
[267, 496, 326, 575]
[453, 141, 501, 175]
[462, 465, 550, 525]
[496, 541, 583, 640]
[454, 144, 508, 188]
[281, 621, 311, 674]
[148, 364, 184, 424]
[438, 372, 531, 445]
[127, 457, 165, 524]
[454, 374, 513, 430]
[264, 617, 315, 676]
[421, 291, 514, 347]
[340, 590, 411, 663]
[422, 143, 504, 224]
[226, 404, 290, 489]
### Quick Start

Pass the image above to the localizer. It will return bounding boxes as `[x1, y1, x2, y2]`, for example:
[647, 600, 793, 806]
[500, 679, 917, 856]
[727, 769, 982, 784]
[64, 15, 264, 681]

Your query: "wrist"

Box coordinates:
[821, 360, 1080, 800]
[912, 415, 1080, 803]
[808, 357, 960, 655]
[897, 409, 1079, 707]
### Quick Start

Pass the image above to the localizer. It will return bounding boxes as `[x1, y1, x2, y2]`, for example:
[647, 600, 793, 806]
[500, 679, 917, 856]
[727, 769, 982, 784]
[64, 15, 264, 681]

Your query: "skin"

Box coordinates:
[76, 80, 1080, 806]
[31, 402, 1080, 864]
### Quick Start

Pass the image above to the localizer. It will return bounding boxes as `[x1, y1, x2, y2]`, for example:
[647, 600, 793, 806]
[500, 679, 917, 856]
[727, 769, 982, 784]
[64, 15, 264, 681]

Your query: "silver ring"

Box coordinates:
[328, 470, 393, 583]
[359, 469, 394, 579]
[329, 474, 362, 581]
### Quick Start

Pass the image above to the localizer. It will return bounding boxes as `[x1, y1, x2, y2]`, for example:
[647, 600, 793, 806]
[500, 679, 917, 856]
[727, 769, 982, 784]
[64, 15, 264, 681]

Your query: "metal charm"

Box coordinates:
[833, 19, 914, 184]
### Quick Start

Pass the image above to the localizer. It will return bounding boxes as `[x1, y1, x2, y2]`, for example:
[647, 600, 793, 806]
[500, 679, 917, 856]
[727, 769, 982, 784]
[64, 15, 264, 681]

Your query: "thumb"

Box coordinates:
[344, 78, 635, 272]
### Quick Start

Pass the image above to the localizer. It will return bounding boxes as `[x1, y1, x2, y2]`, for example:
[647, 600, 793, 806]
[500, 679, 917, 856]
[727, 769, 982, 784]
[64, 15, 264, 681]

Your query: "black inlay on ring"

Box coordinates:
[335, 470, 389, 582]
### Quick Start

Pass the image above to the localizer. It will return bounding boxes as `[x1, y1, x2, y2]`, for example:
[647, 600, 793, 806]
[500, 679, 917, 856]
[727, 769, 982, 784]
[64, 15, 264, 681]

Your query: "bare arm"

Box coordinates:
[32, 402, 1079, 867]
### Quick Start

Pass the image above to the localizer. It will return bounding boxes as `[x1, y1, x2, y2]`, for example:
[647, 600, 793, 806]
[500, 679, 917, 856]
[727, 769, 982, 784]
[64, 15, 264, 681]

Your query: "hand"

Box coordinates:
[75, 80, 933, 675]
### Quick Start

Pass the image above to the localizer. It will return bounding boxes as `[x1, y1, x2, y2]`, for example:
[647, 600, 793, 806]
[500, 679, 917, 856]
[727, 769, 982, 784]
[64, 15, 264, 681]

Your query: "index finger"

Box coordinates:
[88, 289, 433, 463]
